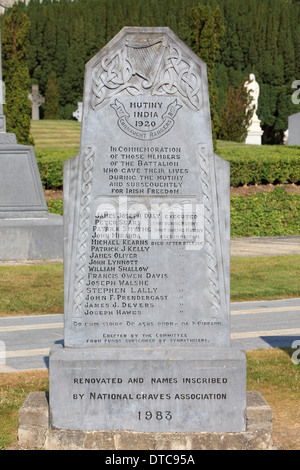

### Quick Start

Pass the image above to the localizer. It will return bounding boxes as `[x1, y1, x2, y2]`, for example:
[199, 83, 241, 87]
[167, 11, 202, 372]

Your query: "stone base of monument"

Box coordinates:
[18, 390, 273, 450]
[245, 118, 264, 145]
[17, 341, 273, 450]
[49, 343, 247, 433]
[0, 213, 63, 261]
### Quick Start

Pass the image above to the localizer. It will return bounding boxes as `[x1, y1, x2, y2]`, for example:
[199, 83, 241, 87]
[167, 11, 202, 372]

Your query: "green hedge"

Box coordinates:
[46, 198, 63, 216]
[47, 188, 300, 237]
[35, 149, 74, 190]
[230, 188, 300, 237]
[37, 146, 300, 190]
[218, 145, 300, 186]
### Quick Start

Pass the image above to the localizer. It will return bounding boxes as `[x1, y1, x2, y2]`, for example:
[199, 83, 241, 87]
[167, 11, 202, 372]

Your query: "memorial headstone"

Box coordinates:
[0, 7, 62, 261]
[29, 84, 45, 120]
[0, 79, 62, 260]
[287, 112, 300, 145]
[73, 102, 83, 122]
[0, 130, 63, 260]
[49, 27, 246, 434]
[244, 74, 263, 145]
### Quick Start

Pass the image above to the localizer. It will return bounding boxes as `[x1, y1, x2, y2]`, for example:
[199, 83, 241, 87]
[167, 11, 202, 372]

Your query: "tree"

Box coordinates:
[59, 42, 85, 119]
[18, 0, 299, 140]
[219, 80, 254, 142]
[44, 71, 59, 119]
[2, 4, 33, 145]
[189, 4, 225, 151]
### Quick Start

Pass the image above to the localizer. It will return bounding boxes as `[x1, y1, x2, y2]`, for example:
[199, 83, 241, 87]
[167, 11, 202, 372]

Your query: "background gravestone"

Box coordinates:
[73, 102, 83, 122]
[49, 27, 246, 434]
[287, 112, 300, 145]
[0, 79, 62, 261]
[28, 84, 45, 120]
[0, 130, 63, 260]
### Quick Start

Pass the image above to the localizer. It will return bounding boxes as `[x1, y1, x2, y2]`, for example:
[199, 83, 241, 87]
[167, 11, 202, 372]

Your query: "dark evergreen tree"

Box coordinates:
[19, 0, 300, 143]
[59, 42, 85, 119]
[53, 15, 69, 80]
[189, 3, 225, 150]
[219, 80, 254, 142]
[2, 4, 33, 145]
[44, 71, 59, 119]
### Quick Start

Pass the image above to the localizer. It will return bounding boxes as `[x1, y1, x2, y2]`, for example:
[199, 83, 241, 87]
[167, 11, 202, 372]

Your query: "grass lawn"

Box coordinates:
[31, 119, 81, 151]
[30, 121, 241, 151]
[0, 255, 299, 316]
[30, 120, 297, 156]
[0, 347, 299, 450]
[29, 120, 254, 152]
[0, 264, 64, 316]
[246, 348, 300, 450]
[230, 255, 300, 301]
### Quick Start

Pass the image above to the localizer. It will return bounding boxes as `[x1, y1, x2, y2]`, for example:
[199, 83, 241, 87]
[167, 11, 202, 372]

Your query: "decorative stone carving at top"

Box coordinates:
[91, 35, 202, 112]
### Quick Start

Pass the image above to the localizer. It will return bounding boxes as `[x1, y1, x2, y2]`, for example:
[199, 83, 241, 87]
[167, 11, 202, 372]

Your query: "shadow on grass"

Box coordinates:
[260, 336, 300, 351]
[278, 345, 300, 364]
[254, 343, 300, 365]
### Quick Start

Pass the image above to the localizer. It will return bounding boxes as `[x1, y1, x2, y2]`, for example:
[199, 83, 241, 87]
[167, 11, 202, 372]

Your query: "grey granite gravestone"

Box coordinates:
[0, 134, 63, 261]
[49, 27, 246, 434]
[287, 112, 300, 145]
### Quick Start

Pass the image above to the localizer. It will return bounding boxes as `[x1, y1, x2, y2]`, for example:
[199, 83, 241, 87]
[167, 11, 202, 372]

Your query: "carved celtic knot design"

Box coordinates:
[91, 50, 141, 109]
[91, 38, 202, 111]
[153, 46, 202, 110]
[198, 145, 222, 318]
[73, 146, 95, 318]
